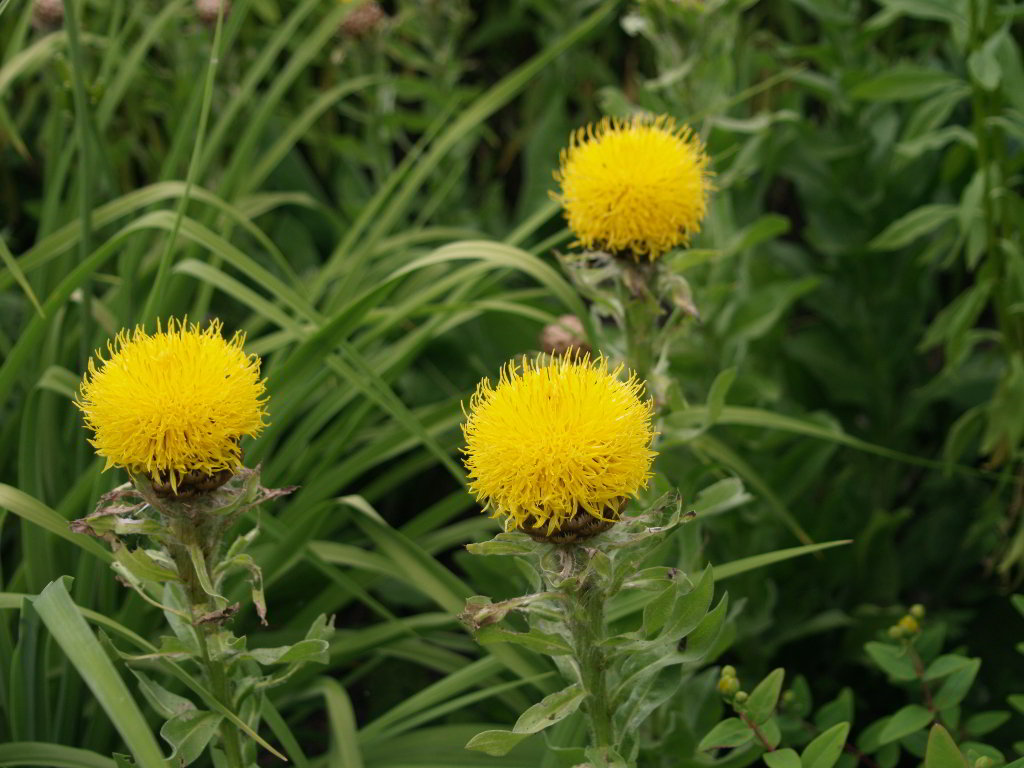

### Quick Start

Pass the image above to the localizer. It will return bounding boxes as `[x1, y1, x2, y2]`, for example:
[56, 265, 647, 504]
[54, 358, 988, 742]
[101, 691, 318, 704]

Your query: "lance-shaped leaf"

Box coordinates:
[160, 710, 223, 766]
[114, 547, 180, 584]
[745, 668, 785, 725]
[698, 718, 754, 750]
[475, 625, 573, 656]
[132, 670, 196, 720]
[466, 532, 538, 557]
[465, 684, 586, 756]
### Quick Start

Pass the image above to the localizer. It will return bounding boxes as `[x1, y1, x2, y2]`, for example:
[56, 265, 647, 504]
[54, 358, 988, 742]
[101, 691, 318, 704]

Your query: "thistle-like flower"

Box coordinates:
[553, 115, 711, 261]
[76, 318, 267, 494]
[461, 354, 656, 540]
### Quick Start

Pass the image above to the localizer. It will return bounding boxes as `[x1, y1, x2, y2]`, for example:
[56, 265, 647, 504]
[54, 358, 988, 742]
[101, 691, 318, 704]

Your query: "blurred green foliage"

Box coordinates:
[1, 0, 1023, 764]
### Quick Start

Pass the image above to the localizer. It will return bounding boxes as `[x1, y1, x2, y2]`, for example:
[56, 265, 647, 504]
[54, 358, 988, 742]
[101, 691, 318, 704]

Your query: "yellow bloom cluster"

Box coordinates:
[462, 353, 656, 535]
[76, 318, 267, 492]
[554, 115, 710, 260]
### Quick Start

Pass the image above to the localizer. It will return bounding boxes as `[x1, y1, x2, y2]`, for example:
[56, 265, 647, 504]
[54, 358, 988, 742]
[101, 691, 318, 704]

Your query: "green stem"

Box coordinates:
[195, 626, 246, 768]
[621, 260, 659, 392]
[564, 553, 614, 749]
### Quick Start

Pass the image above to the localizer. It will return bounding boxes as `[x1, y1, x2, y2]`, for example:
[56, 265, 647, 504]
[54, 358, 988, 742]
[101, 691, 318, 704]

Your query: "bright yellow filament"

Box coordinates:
[554, 114, 711, 260]
[462, 354, 656, 534]
[76, 318, 267, 491]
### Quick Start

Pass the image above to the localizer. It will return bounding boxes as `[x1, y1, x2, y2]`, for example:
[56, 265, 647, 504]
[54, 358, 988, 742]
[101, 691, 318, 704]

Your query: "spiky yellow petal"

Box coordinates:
[76, 318, 267, 491]
[461, 354, 656, 534]
[553, 114, 711, 260]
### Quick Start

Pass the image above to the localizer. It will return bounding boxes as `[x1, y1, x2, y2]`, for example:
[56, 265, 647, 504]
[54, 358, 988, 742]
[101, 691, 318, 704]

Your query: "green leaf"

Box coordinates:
[714, 541, 852, 580]
[864, 642, 917, 681]
[968, 30, 1005, 90]
[245, 639, 329, 666]
[0, 485, 111, 563]
[802, 723, 851, 768]
[814, 688, 854, 731]
[160, 711, 222, 766]
[465, 684, 586, 756]
[765, 748, 801, 768]
[465, 534, 536, 557]
[513, 684, 587, 734]
[31, 580, 167, 768]
[924, 724, 967, 768]
[698, 717, 755, 750]
[933, 659, 980, 709]
[464, 730, 531, 757]
[923, 655, 974, 681]
[114, 548, 180, 584]
[869, 204, 958, 250]
[964, 711, 1010, 737]
[851, 67, 963, 101]
[877, 704, 933, 745]
[746, 668, 785, 725]
[474, 626, 574, 656]
[0, 743, 117, 768]
[132, 670, 196, 720]
[707, 367, 737, 424]
[1011, 594, 1024, 618]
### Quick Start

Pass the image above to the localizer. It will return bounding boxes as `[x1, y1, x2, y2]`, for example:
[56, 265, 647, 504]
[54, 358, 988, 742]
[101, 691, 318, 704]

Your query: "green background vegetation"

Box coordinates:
[1, 0, 1023, 764]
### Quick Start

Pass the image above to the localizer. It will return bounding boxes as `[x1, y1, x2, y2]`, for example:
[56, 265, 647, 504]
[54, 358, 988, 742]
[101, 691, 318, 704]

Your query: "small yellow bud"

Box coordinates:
[781, 690, 796, 705]
[898, 615, 920, 635]
[910, 604, 926, 619]
[716, 676, 740, 696]
[888, 625, 904, 639]
[721, 665, 737, 678]
[975, 758, 993, 768]
[733, 691, 748, 704]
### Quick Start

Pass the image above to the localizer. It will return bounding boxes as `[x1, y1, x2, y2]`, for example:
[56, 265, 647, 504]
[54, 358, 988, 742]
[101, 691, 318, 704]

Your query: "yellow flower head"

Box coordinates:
[76, 318, 267, 492]
[461, 353, 656, 535]
[553, 114, 711, 260]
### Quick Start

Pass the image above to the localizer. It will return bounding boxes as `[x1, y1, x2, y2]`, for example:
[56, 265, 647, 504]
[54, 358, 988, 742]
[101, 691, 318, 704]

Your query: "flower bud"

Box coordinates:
[32, 0, 64, 31]
[196, 0, 230, 25]
[975, 758, 993, 768]
[733, 691, 748, 704]
[898, 615, 920, 635]
[909, 603, 926, 619]
[539, 314, 590, 358]
[721, 665, 737, 679]
[887, 625, 904, 640]
[340, 1, 388, 37]
[716, 675, 740, 696]
[781, 690, 796, 705]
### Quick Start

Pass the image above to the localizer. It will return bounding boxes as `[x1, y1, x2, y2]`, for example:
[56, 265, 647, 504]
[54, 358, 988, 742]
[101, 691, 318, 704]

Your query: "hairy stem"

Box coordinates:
[564, 551, 614, 749]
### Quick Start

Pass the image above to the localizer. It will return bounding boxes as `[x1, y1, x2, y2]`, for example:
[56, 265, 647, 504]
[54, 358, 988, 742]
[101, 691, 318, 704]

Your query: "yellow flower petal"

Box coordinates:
[76, 318, 267, 491]
[553, 114, 711, 260]
[461, 353, 656, 534]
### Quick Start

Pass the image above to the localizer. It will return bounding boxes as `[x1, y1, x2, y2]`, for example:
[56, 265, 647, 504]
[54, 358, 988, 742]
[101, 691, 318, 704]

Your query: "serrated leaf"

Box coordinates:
[864, 642, 917, 681]
[765, 748, 801, 768]
[746, 668, 785, 725]
[698, 717, 754, 750]
[877, 704, 932, 745]
[925, 724, 967, 768]
[160, 710, 222, 766]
